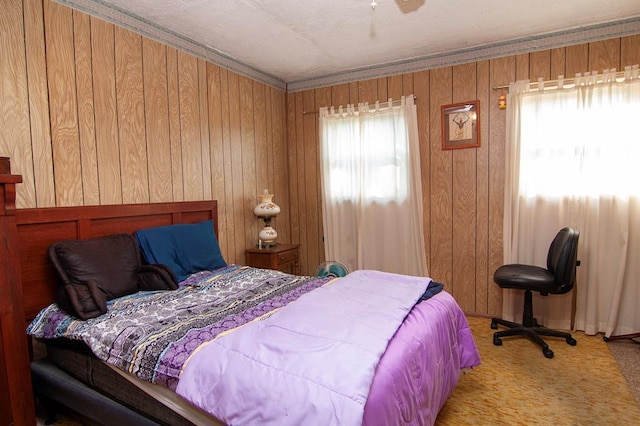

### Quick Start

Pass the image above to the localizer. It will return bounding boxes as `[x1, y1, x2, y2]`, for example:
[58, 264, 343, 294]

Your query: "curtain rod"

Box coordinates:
[302, 96, 416, 114]
[492, 68, 634, 91]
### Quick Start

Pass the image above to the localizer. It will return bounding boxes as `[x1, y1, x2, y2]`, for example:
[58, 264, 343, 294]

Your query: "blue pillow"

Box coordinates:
[135, 220, 226, 282]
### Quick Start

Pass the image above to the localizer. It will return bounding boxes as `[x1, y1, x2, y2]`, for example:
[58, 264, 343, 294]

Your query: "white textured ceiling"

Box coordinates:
[58, 0, 640, 90]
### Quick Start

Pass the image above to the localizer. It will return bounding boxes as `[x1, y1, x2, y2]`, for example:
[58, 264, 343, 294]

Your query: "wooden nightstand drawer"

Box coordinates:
[278, 249, 298, 264]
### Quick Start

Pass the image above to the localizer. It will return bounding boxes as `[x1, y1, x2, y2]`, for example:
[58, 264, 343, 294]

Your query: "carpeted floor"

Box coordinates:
[607, 336, 640, 404]
[436, 316, 640, 425]
[38, 315, 640, 425]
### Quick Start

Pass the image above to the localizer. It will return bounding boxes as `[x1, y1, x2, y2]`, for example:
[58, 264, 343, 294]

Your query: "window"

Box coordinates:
[518, 83, 640, 199]
[322, 106, 409, 203]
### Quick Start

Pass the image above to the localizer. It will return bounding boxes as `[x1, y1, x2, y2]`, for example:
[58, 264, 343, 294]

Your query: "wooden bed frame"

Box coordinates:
[1, 172, 219, 425]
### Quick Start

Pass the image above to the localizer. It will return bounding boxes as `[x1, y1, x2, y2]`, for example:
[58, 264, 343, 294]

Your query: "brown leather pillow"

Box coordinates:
[49, 234, 178, 319]
[49, 234, 142, 300]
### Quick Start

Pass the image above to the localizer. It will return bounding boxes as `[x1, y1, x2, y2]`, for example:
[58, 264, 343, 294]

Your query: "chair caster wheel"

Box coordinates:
[490, 321, 498, 330]
[493, 336, 502, 346]
[567, 337, 577, 346]
[603, 336, 610, 342]
[543, 348, 554, 358]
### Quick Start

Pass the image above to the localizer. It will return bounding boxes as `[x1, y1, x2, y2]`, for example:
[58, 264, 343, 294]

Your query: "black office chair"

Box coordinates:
[491, 227, 580, 358]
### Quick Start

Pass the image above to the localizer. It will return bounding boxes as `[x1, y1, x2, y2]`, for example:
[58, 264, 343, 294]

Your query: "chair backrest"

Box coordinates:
[546, 227, 580, 294]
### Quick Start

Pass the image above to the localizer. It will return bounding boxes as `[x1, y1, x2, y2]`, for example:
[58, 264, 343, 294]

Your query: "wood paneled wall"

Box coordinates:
[287, 35, 640, 316]
[0, 0, 289, 265]
[2, 0, 639, 315]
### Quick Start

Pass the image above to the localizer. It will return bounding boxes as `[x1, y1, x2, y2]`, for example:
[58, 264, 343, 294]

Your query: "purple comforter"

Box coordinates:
[177, 270, 480, 425]
[364, 289, 480, 425]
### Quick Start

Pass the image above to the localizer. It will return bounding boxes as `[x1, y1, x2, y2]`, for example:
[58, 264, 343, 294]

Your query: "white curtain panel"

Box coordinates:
[319, 96, 428, 277]
[503, 66, 640, 337]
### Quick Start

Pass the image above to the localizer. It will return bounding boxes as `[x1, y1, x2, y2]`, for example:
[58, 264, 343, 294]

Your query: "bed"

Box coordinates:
[15, 200, 480, 426]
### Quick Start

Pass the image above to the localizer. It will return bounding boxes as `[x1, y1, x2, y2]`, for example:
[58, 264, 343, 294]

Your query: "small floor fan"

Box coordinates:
[315, 261, 349, 278]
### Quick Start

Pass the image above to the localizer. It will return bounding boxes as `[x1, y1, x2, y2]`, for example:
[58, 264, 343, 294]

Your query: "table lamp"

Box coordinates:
[253, 189, 281, 247]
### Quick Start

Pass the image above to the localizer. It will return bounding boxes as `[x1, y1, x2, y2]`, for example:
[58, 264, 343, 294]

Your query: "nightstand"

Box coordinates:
[245, 244, 300, 275]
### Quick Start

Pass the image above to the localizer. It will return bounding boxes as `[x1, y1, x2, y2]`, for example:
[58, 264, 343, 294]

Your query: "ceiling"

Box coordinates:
[58, 0, 640, 91]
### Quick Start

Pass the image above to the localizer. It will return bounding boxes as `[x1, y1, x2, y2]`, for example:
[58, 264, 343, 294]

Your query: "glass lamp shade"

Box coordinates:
[253, 190, 281, 217]
[254, 190, 280, 245]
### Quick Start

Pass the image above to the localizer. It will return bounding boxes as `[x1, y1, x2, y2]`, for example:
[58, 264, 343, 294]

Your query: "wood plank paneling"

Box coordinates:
[3, 0, 36, 209]
[207, 63, 228, 255]
[475, 60, 490, 314]
[286, 91, 300, 250]
[429, 67, 454, 287]
[529, 50, 551, 81]
[314, 87, 331, 264]
[74, 11, 99, 206]
[239, 75, 256, 251]
[402, 73, 414, 97]
[302, 90, 319, 272]
[253, 82, 268, 246]
[488, 56, 514, 316]
[451, 62, 477, 312]
[589, 38, 621, 71]
[566, 43, 589, 76]
[24, 0, 54, 208]
[388, 74, 403, 100]
[550, 47, 566, 78]
[227, 72, 245, 263]
[349, 82, 359, 103]
[166, 46, 184, 202]
[621, 35, 640, 66]
[91, 17, 122, 205]
[142, 38, 172, 203]
[45, 0, 83, 206]
[293, 92, 307, 268]
[218, 69, 235, 261]
[198, 59, 212, 201]
[177, 51, 202, 202]
[515, 53, 529, 82]
[377, 77, 388, 100]
[115, 26, 148, 204]
[253, 83, 268, 190]
[358, 79, 377, 104]
[331, 83, 350, 108]
[266, 87, 276, 194]
[271, 89, 289, 244]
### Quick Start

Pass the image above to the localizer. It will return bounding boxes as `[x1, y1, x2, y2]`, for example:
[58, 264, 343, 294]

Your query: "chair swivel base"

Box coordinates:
[491, 317, 577, 359]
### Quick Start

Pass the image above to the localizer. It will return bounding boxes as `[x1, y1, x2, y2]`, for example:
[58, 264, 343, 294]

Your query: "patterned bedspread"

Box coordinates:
[27, 265, 330, 390]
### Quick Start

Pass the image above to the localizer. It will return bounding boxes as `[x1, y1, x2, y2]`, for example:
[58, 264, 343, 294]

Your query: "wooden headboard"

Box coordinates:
[16, 200, 218, 322]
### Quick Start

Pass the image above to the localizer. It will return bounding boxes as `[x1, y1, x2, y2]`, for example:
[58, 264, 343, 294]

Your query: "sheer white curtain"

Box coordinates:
[319, 96, 427, 276]
[504, 66, 640, 337]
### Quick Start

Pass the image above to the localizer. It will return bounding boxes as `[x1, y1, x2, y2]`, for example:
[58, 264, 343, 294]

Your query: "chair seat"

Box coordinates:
[494, 264, 556, 293]
[492, 227, 579, 358]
